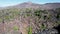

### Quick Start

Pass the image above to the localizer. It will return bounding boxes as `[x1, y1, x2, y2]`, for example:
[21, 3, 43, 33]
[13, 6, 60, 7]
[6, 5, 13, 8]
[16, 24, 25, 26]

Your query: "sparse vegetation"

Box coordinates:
[40, 23, 46, 30]
[0, 7, 60, 34]
[13, 26, 19, 31]
[28, 26, 32, 34]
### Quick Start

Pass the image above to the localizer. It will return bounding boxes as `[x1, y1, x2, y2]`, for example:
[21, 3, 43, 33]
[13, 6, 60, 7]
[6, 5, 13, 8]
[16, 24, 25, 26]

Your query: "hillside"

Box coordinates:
[0, 2, 60, 34]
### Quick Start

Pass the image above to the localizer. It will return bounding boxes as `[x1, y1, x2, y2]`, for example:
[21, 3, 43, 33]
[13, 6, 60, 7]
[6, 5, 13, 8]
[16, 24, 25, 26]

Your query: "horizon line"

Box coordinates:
[0, 2, 60, 7]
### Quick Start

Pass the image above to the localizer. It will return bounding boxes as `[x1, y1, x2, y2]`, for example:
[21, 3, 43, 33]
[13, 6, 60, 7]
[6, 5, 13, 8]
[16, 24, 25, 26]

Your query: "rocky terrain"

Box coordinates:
[0, 2, 60, 34]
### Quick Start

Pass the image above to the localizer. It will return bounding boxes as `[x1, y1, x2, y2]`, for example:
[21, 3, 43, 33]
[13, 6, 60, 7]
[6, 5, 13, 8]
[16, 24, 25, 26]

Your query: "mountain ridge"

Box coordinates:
[1, 2, 60, 10]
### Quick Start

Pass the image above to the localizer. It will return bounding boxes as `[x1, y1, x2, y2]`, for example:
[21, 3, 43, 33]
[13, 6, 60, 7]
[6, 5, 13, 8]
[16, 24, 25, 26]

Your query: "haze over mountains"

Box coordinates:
[1, 2, 60, 10]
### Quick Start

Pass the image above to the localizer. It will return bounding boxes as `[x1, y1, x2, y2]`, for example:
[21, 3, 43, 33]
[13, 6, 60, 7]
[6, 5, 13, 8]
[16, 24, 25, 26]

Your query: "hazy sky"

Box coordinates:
[0, 0, 60, 7]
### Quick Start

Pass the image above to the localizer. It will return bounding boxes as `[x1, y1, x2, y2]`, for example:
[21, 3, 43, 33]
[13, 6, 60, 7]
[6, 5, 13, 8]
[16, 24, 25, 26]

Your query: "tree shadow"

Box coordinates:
[54, 25, 60, 34]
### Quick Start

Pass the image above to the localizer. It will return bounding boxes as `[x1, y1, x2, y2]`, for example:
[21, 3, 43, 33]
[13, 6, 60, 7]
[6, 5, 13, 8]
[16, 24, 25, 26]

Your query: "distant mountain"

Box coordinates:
[13, 2, 42, 9]
[43, 3, 60, 9]
[1, 2, 60, 10]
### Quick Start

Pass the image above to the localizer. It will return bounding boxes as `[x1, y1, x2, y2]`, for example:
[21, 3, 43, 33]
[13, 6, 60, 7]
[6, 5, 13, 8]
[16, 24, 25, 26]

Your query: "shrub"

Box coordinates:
[28, 26, 32, 34]
[34, 10, 42, 18]
[40, 23, 46, 30]
[0, 18, 2, 22]
[13, 26, 19, 31]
